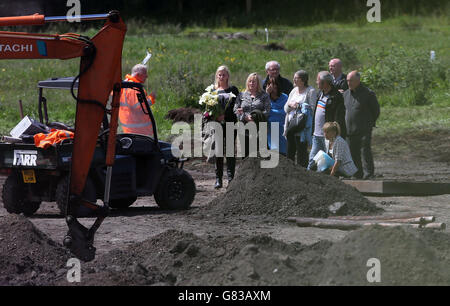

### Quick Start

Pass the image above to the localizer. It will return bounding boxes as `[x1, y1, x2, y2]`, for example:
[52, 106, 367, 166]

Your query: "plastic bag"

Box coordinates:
[313, 150, 334, 172]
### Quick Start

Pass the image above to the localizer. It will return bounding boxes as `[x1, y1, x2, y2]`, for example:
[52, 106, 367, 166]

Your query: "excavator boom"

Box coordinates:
[0, 12, 127, 261]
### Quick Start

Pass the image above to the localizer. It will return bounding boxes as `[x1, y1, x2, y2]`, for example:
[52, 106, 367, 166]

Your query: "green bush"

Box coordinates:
[360, 47, 448, 106]
[296, 43, 359, 77]
[157, 62, 210, 109]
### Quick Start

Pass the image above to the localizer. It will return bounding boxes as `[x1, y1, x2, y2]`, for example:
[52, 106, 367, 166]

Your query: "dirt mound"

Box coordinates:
[205, 156, 381, 220]
[316, 225, 450, 285]
[77, 229, 329, 286]
[165, 107, 201, 123]
[373, 128, 450, 165]
[0, 214, 70, 285]
[262, 43, 287, 51]
[76, 226, 450, 286]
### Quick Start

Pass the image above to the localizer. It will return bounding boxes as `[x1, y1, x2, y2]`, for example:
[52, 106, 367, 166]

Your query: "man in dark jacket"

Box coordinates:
[307, 71, 346, 170]
[329, 58, 348, 92]
[262, 60, 293, 95]
[344, 71, 380, 179]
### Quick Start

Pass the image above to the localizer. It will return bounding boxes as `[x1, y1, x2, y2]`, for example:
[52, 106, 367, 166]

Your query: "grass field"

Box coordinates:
[0, 15, 448, 140]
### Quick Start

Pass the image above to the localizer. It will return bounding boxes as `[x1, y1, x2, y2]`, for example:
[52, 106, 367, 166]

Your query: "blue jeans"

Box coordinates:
[308, 135, 326, 170]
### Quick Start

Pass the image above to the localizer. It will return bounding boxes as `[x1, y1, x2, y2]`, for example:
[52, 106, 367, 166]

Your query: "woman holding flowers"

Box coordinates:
[206, 65, 239, 189]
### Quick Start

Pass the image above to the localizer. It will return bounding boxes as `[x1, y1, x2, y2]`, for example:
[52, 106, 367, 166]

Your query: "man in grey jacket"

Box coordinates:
[344, 71, 380, 179]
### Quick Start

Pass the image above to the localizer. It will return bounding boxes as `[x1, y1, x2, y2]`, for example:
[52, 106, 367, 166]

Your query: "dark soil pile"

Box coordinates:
[76, 229, 330, 286]
[0, 214, 70, 285]
[263, 42, 287, 51]
[76, 227, 450, 286]
[165, 107, 201, 124]
[315, 225, 450, 285]
[373, 129, 450, 164]
[205, 156, 381, 220]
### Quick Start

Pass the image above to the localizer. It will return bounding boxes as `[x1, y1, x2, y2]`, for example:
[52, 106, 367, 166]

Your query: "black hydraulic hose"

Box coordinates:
[69, 36, 106, 111]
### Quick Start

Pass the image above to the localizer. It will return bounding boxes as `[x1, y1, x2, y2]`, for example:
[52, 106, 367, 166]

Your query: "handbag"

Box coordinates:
[286, 105, 306, 137]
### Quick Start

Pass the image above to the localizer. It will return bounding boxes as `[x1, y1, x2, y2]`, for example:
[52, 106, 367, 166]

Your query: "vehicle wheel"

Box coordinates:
[22, 201, 41, 216]
[2, 172, 41, 216]
[56, 175, 97, 217]
[154, 168, 195, 210]
[109, 197, 137, 210]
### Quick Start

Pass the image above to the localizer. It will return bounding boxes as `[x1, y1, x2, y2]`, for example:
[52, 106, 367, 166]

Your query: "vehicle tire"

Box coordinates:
[22, 201, 41, 217]
[56, 175, 97, 217]
[2, 172, 41, 216]
[154, 168, 195, 210]
[109, 197, 137, 210]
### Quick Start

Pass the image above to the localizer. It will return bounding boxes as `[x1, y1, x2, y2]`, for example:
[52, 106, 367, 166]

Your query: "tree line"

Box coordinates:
[1, 0, 448, 26]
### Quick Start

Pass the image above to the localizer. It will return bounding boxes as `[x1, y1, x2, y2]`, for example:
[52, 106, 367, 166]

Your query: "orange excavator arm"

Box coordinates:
[0, 12, 127, 261]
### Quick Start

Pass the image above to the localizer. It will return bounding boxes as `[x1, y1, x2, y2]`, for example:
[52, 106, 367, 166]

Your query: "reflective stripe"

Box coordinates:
[131, 101, 142, 109]
[121, 88, 141, 109]
[120, 102, 141, 109]
[121, 121, 151, 128]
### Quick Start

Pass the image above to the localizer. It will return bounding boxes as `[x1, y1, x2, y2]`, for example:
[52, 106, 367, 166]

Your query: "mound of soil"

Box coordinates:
[316, 225, 450, 285]
[373, 129, 450, 164]
[75, 226, 450, 286]
[262, 43, 287, 51]
[0, 215, 70, 285]
[205, 156, 381, 220]
[165, 107, 202, 124]
[76, 229, 330, 286]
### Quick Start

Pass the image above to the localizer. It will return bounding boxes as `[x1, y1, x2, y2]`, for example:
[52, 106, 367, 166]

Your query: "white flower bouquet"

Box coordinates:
[199, 84, 235, 122]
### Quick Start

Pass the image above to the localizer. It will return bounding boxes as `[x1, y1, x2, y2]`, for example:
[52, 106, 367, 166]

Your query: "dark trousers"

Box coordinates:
[347, 132, 374, 178]
[215, 156, 236, 179]
[216, 125, 236, 179]
[286, 134, 308, 167]
[240, 129, 261, 158]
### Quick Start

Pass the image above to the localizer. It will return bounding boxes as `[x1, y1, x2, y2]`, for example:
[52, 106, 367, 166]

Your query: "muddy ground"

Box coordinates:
[0, 130, 449, 285]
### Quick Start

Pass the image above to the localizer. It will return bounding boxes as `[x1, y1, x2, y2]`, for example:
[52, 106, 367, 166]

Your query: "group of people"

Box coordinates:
[211, 59, 380, 188]
[118, 60, 380, 190]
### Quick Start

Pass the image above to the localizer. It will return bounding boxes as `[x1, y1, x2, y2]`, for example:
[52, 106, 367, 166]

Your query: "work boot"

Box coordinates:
[363, 173, 375, 180]
[214, 177, 223, 189]
[226, 158, 236, 184]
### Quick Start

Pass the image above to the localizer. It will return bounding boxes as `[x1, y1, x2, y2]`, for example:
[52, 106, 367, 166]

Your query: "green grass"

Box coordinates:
[0, 15, 448, 139]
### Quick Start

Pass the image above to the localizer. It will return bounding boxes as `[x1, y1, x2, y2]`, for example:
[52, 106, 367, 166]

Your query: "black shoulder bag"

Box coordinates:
[286, 104, 306, 137]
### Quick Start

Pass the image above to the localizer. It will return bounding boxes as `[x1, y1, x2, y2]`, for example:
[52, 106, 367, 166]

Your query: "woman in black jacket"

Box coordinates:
[213, 65, 239, 189]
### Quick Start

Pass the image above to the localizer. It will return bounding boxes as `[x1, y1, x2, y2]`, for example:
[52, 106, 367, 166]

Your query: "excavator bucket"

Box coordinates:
[64, 216, 96, 262]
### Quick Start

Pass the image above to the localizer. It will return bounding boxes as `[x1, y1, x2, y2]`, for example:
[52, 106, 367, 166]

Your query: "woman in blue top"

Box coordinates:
[266, 77, 288, 155]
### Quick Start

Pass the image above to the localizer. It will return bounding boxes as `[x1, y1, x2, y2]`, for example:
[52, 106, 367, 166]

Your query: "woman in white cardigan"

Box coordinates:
[284, 70, 317, 167]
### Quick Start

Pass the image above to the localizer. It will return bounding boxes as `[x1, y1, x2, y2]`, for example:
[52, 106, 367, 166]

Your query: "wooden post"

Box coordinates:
[18, 99, 24, 119]
[287, 217, 446, 231]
